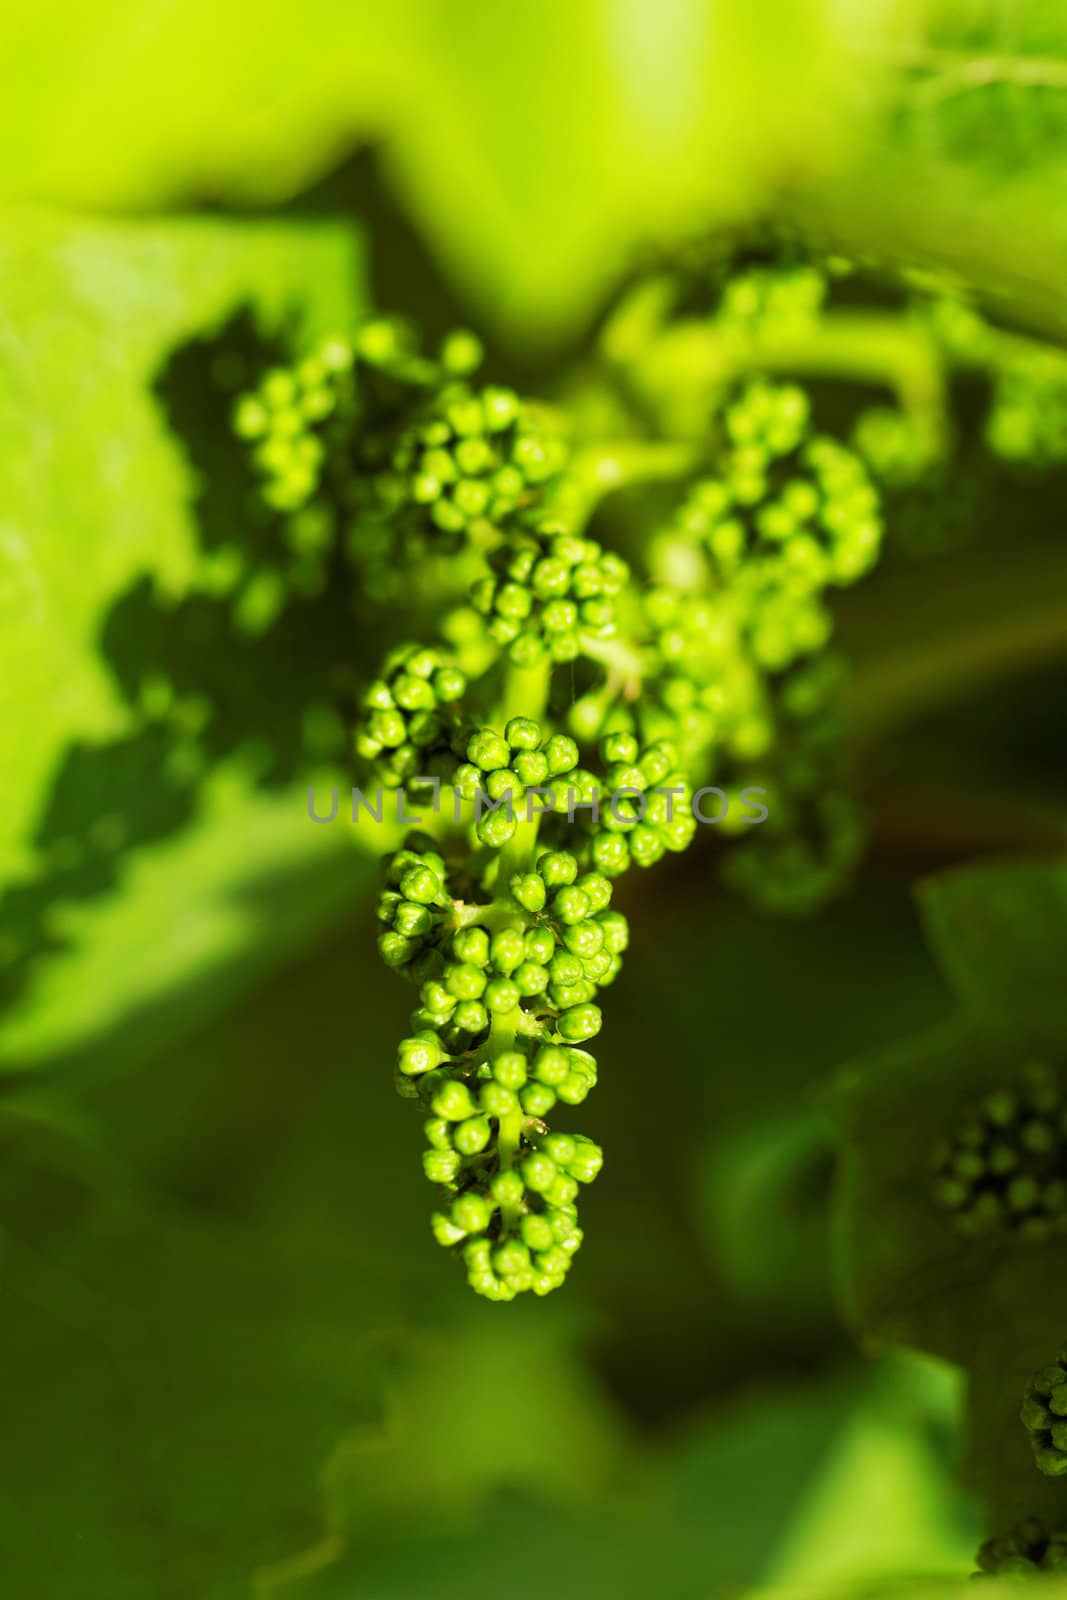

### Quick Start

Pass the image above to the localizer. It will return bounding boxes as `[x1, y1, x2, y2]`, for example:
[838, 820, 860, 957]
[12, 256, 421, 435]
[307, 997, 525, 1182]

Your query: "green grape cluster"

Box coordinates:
[233, 317, 444, 514]
[355, 643, 467, 790]
[453, 718, 588, 848]
[988, 352, 1067, 466]
[628, 586, 772, 768]
[385, 378, 567, 548]
[720, 654, 863, 915]
[931, 1062, 1067, 1239]
[468, 519, 630, 667]
[574, 732, 697, 877]
[376, 841, 458, 985]
[683, 381, 883, 592]
[234, 316, 567, 592]
[232, 282, 902, 1296]
[641, 379, 875, 911]
[919, 286, 1067, 472]
[715, 263, 828, 343]
[851, 405, 939, 491]
[379, 826, 625, 1300]
[976, 1520, 1067, 1576]
[1022, 1348, 1067, 1477]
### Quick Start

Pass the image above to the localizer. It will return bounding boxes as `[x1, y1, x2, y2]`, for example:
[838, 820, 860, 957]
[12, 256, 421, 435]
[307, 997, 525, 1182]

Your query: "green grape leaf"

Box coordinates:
[0, 921, 459, 1598]
[257, 1363, 862, 1599]
[289, 1313, 632, 1542]
[0, 1211, 388, 1600]
[0, 2, 873, 341]
[762, 1353, 976, 1588]
[0, 776, 390, 1072]
[830, 859, 1067, 1533]
[749, 1585, 1067, 1600]
[10, 3, 1067, 341]
[919, 860, 1067, 1041]
[0, 211, 375, 1076]
[9, 4, 1067, 337]
[795, 4, 1067, 338]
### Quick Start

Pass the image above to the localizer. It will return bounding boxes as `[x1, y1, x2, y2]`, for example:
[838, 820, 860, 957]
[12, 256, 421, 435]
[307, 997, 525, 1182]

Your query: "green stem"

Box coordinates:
[488, 1002, 526, 1226]
[500, 658, 551, 723]
[487, 658, 554, 1221]
[627, 311, 949, 443]
[491, 656, 554, 887]
[568, 438, 705, 520]
[581, 633, 646, 687]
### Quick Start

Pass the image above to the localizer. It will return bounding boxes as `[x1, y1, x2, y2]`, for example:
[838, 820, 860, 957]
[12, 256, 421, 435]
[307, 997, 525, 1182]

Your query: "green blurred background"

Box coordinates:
[3, 2, 1067, 1595]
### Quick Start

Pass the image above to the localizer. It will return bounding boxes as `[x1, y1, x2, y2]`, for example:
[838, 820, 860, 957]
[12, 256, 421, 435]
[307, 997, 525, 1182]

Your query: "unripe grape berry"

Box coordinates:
[433, 1080, 476, 1121]
[477, 808, 518, 848]
[452, 1192, 491, 1234]
[398, 1035, 444, 1076]
[492, 1051, 528, 1089]
[489, 927, 525, 973]
[491, 1170, 525, 1209]
[423, 1149, 462, 1184]
[480, 1082, 518, 1118]
[505, 716, 542, 750]
[545, 736, 580, 776]
[453, 1116, 493, 1156]
[485, 977, 521, 1013]
[521, 1213, 556, 1253]
[567, 1135, 605, 1182]
[521, 1082, 556, 1116]
[453, 926, 489, 966]
[539, 851, 578, 887]
[511, 873, 547, 913]
[446, 963, 487, 1000]
[523, 1154, 558, 1193]
[534, 1046, 570, 1086]
[451, 999, 488, 1035]
[524, 926, 555, 963]
[552, 886, 591, 924]
[515, 961, 550, 996]
[545, 1173, 580, 1207]
[558, 1004, 602, 1042]
[468, 729, 511, 771]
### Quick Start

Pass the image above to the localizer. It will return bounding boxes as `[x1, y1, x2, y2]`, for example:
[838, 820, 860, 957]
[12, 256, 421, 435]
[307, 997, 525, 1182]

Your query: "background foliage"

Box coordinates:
[2, 1, 1067, 1595]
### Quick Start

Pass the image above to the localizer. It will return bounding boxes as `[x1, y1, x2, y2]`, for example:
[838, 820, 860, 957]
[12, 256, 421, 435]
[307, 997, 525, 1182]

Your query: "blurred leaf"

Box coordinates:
[294, 1312, 632, 1547]
[381, 0, 865, 338]
[0, 211, 370, 1074]
[919, 859, 1067, 1038]
[0, 920, 439, 1599]
[0, 1, 883, 340]
[831, 860, 1067, 1356]
[0, 1199, 387, 1599]
[694, 1106, 834, 1316]
[10, 3, 1067, 340]
[795, 0, 1067, 337]
[748, 1582, 1067, 1599]
[0, 773, 389, 1073]
[259, 1367, 862, 1599]
[764, 1353, 976, 1588]
[829, 860, 1067, 1532]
